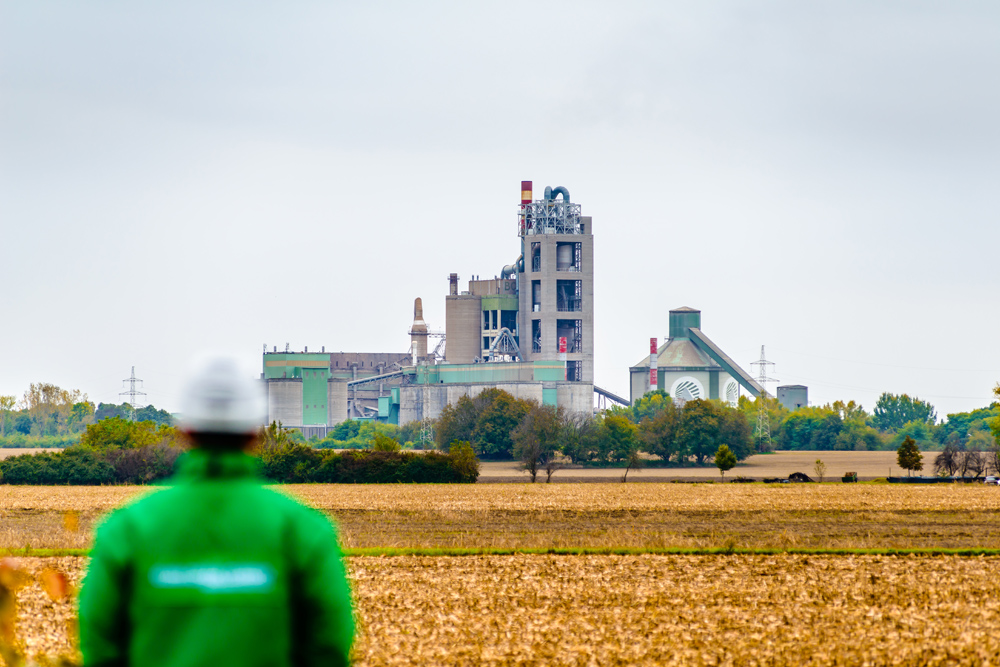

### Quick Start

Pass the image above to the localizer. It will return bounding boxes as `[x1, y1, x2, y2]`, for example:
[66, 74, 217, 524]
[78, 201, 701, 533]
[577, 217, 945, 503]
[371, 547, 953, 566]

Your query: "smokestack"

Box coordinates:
[449, 273, 458, 296]
[410, 297, 429, 364]
[649, 338, 658, 393]
[521, 180, 532, 205]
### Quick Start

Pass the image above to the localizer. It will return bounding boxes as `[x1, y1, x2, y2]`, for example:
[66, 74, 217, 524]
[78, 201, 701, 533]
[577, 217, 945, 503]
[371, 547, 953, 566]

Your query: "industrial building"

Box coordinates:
[777, 385, 808, 411]
[262, 181, 597, 434]
[629, 307, 763, 405]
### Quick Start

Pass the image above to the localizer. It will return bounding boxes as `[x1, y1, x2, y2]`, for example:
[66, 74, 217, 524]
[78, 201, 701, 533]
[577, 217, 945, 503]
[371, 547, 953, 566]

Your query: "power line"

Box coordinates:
[772, 347, 1000, 374]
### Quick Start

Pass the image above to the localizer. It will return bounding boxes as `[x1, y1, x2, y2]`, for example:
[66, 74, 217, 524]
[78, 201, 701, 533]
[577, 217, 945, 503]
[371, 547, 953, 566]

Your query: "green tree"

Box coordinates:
[676, 399, 719, 464]
[601, 414, 639, 464]
[78, 417, 174, 452]
[23, 383, 86, 436]
[714, 444, 737, 481]
[134, 404, 174, 426]
[813, 458, 827, 483]
[890, 420, 935, 452]
[992, 384, 1000, 446]
[561, 413, 602, 463]
[512, 403, 563, 482]
[637, 401, 680, 463]
[717, 403, 753, 461]
[471, 388, 532, 459]
[448, 441, 480, 483]
[739, 394, 789, 452]
[826, 400, 869, 423]
[68, 401, 96, 433]
[631, 390, 672, 423]
[834, 419, 885, 451]
[435, 395, 478, 450]
[873, 393, 937, 432]
[779, 407, 843, 451]
[370, 432, 401, 452]
[434, 390, 532, 458]
[896, 435, 923, 476]
[0, 395, 15, 436]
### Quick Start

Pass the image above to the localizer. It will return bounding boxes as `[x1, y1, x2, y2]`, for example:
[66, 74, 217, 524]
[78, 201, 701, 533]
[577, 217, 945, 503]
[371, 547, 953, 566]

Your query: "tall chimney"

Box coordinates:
[449, 273, 458, 296]
[521, 180, 532, 205]
[410, 297, 429, 364]
[649, 338, 658, 393]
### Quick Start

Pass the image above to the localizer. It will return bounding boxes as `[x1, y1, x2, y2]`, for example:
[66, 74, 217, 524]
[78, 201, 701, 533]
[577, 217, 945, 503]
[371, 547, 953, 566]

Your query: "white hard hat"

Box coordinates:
[178, 355, 267, 434]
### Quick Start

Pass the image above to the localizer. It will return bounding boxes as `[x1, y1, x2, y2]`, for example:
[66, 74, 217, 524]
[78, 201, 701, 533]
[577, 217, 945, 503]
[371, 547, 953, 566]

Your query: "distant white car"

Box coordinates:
[984, 476, 998, 486]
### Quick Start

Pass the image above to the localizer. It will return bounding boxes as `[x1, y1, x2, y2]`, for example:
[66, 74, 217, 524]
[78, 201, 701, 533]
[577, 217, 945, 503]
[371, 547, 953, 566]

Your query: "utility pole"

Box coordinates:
[119, 366, 147, 422]
[750, 346, 778, 452]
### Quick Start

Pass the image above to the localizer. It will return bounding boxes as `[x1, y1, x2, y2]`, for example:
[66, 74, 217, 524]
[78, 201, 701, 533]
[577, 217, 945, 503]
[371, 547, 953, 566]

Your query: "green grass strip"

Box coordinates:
[342, 546, 1000, 558]
[0, 548, 89, 557]
[10, 546, 1000, 559]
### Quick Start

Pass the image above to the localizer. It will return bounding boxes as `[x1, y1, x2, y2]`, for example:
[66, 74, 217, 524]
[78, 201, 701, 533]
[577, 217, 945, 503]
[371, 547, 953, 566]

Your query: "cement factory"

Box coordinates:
[262, 182, 806, 436]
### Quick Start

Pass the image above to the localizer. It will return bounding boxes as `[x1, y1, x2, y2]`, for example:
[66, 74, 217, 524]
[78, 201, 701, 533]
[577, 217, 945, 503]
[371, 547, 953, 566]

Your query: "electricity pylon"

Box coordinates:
[750, 346, 778, 452]
[119, 366, 147, 422]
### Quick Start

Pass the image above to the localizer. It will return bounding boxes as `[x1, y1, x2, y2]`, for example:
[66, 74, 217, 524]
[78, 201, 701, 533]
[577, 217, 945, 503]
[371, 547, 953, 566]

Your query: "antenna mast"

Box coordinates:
[750, 346, 778, 452]
[119, 366, 147, 422]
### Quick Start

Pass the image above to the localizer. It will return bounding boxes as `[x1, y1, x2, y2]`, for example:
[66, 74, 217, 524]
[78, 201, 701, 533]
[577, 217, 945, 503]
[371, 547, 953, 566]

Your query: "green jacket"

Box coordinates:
[79, 450, 354, 667]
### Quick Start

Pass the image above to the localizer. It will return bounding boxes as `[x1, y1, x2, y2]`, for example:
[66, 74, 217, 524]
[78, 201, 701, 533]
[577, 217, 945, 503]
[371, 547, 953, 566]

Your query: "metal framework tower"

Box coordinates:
[119, 366, 147, 422]
[750, 346, 778, 452]
[419, 382, 433, 448]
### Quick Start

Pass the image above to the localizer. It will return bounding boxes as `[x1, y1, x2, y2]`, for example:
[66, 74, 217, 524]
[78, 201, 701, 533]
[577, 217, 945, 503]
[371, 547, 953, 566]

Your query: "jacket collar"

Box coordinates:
[173, 449, 261, 482]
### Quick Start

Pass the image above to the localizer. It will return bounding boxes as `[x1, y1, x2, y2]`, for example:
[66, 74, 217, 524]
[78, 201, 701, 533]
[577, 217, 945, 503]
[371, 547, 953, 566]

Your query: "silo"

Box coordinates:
[445, 288, 482, 364]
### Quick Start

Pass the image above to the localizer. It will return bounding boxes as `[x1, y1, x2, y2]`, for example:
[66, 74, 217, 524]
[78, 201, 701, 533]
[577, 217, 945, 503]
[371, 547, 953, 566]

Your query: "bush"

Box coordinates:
[259, 446, 479, 484]
[0, 449, 115, 485]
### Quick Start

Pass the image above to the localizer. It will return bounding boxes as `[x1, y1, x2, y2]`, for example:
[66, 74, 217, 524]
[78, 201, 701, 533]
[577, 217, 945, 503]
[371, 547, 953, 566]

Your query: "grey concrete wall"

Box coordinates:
[445, 294, 482, 364]
[556, 382, 595, 415]
[327, 379, 349, 426]
[266, 379, 302, 427]
[630, 369, 649, 405]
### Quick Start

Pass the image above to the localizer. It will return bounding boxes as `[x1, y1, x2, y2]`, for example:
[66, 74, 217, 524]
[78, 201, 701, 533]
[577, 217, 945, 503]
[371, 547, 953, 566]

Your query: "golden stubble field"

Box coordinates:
[5, 484, 1000, 665]
[7, 553, 1000, 666]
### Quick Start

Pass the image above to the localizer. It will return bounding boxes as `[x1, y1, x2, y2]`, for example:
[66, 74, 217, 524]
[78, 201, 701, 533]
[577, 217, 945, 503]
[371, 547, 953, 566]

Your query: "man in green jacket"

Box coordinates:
[79, 357, 355, 666]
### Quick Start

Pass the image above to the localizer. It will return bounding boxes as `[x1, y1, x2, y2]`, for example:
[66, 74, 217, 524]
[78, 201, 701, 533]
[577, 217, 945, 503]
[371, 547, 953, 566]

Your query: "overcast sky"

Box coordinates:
[2, 1, 998, 420]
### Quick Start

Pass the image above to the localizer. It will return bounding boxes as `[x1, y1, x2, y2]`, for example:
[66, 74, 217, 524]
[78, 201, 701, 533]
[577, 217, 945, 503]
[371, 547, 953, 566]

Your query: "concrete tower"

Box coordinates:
[516, 182, 594, 383]
[410, 297, 429, 364]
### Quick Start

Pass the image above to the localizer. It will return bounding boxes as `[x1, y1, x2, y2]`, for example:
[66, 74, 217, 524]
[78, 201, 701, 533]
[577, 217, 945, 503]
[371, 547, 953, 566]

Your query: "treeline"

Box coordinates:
[310, 419, 427, 450]
[257, 423, 478, 483]
[434, 388, 755, 472]
[0, 418, 478, 485]
[0, 381, 172, 446]
[752, 392, 999, 452]
[0, 418, 185, 484]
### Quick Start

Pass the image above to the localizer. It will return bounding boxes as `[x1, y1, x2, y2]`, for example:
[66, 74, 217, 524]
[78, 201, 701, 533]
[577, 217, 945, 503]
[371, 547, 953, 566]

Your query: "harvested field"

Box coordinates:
[3, 484, 1000, 551]
[479, 449, 934, 481]
[8, 554, 1000, 665]
[0, 449, 63, 460]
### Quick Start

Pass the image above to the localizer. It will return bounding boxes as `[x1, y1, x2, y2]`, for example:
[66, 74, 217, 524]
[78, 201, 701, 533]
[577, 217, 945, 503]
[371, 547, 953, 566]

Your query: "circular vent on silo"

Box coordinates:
[725, 380, 739, 405]
[670, 377, 704, 402]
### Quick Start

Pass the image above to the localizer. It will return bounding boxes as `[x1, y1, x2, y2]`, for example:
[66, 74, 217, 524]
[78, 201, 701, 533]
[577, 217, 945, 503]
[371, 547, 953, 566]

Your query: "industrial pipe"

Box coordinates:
[543, 186, 570, 202]
[500, 255, 523, 278]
